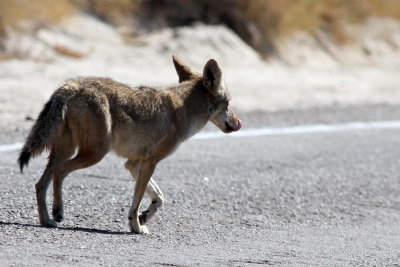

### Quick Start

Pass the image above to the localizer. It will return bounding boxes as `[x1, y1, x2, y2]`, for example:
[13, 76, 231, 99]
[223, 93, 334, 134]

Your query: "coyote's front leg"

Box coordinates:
[125, 160, 165, 225]
[137, 178, 164, 225]
[127, 159, 157, 234]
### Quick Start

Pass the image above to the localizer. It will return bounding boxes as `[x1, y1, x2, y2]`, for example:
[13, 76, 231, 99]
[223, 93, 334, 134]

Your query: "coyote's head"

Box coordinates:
[172, 55, 242, 134]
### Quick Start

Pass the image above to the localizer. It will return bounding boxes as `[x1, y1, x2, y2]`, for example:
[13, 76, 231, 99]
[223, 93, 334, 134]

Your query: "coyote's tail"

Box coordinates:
[18, 96, 66, 172]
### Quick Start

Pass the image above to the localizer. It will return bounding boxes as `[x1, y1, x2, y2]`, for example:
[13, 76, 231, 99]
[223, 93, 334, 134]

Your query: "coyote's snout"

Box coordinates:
[18, 55, 241, 234]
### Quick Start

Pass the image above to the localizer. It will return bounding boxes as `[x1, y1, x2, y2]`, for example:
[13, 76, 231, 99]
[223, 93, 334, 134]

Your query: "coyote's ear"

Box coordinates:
[172, 55, 195, 83]
[203, 59, 222, 93]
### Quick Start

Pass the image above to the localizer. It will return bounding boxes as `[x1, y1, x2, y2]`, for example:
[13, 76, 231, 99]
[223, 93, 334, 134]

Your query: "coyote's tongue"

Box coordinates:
[233, 119, 242, 131]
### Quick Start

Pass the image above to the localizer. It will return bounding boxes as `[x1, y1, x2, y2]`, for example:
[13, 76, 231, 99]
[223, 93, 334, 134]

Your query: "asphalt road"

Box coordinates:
[1, 106, 400, 266]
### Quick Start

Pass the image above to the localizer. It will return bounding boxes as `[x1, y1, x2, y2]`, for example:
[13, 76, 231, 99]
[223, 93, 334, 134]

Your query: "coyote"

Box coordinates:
[18, 55, 242, 234]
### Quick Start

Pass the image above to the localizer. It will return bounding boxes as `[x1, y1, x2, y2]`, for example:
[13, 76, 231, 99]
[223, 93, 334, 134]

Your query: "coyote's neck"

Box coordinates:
[167, 79, 212, 140]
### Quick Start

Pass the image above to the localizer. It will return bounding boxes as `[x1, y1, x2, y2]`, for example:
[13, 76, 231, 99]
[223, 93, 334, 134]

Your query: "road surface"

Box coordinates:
[1, 106, 400, 266]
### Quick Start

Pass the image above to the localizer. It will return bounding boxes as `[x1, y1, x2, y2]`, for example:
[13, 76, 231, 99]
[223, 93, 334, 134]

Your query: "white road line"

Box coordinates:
[0, 142, 23, 152]
[1, 120, 400, 152]
[192, 120, 400, 140]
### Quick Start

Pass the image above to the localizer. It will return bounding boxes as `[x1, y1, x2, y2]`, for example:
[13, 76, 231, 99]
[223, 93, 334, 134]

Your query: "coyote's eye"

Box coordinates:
[215, 99, 229, 112]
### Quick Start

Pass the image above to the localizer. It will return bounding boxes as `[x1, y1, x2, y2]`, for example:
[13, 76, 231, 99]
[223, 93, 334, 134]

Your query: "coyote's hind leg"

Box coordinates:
[51, 128, 76, 222]
[35, 156, 58, 228]
[36, 142, 75, 227]
[52, 146, 108, 223]
[52, 99, 111, 224]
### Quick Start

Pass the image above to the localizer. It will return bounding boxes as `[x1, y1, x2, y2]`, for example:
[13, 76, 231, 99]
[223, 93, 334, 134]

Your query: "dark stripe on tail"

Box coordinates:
[18, 150, 31, 173]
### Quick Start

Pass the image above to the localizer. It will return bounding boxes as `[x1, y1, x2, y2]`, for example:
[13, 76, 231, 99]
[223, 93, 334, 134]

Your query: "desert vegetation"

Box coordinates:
[1, 0, 400, 57]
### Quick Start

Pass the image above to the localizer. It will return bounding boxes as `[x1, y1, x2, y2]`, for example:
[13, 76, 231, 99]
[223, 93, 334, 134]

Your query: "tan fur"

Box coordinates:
[18, 55, 242, 234]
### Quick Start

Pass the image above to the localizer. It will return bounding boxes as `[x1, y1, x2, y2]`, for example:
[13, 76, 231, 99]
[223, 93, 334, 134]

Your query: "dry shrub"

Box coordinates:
[141, 0, 400, 56]
[0, 0, 139, 34]
[240, 0, 349, 43]
[1, 0, 400, 58]
[138, 0, 237, 28]
[74, 0, 139, 25]
[241, 0, 400, 40]
[361, 0, 400, 20]
[138, 0, 276, 54]
[0, 0, 75, 31]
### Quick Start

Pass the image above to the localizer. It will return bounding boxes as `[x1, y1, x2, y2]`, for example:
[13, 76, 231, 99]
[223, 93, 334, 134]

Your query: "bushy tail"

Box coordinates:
[18, 96, 66, 172]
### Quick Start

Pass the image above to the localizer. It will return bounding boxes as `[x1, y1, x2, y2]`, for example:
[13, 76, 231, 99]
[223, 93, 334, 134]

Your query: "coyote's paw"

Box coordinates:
[52, 208, 64, 222]
[129, 222, 149, 234]
[40, 219, 57, 228]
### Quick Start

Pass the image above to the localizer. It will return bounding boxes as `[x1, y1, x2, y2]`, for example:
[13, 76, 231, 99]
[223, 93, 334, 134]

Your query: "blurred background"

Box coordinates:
[0, 0, 400, 128]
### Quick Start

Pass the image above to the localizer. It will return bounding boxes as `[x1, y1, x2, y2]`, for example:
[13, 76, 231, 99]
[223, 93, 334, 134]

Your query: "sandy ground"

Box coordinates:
[1, 14, 400, 129]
